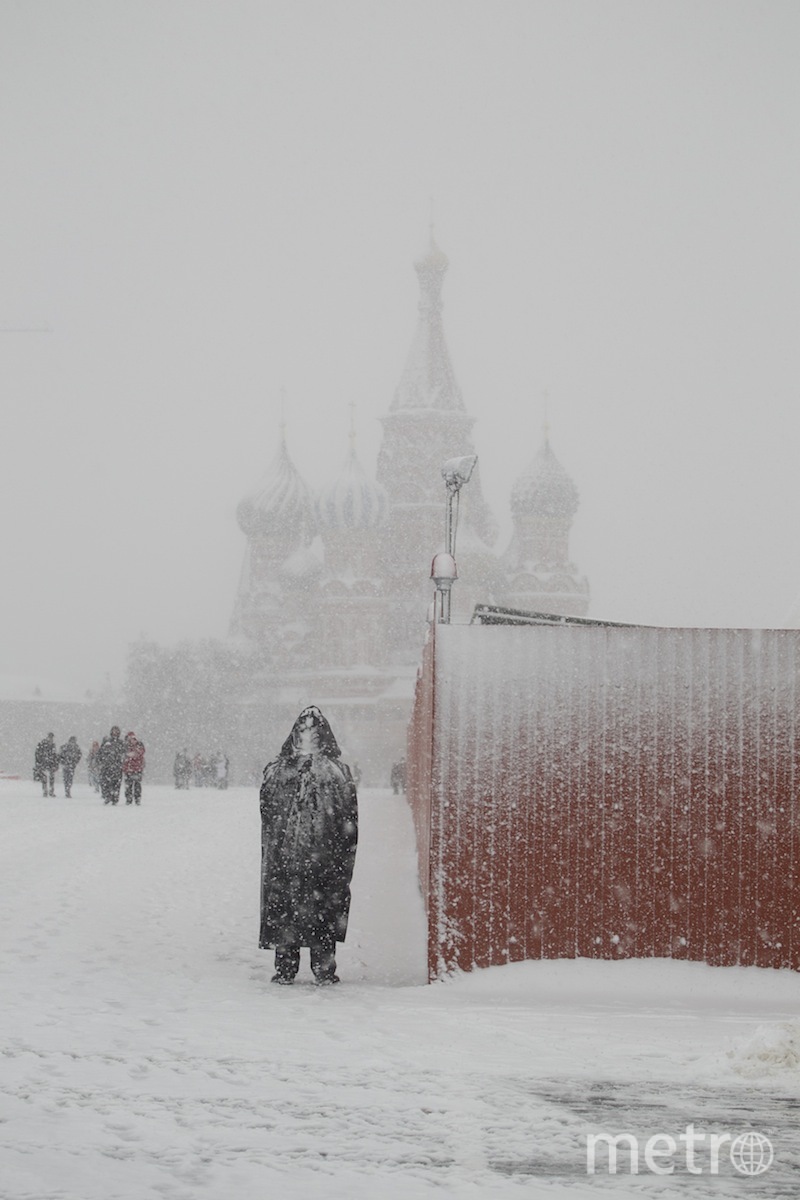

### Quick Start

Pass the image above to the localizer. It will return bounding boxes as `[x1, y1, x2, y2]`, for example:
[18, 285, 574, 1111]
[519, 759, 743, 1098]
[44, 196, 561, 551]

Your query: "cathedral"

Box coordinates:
[230, 235, 589, 783]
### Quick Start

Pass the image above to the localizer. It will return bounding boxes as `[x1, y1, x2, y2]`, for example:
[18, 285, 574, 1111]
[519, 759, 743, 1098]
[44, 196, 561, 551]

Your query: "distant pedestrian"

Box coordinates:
[213, 752, 229, 789]
[97, 726, 125, 806]
[122, 732, 145, 805]
[179, 750, 192, 788]
[174, 750, 190, 789]
[87, 740, 101, 792]
[390, 759, 406, 794]
[193, 753, 205, 788]
[34, 733, 59, 797]
[59, 736, 82, 797]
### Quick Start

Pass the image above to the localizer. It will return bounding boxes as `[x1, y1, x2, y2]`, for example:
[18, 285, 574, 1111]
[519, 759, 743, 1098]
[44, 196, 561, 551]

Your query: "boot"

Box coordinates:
[314, 973, 340, 986]
[310, 935, 338, 984]
[273, 944, 300, 984]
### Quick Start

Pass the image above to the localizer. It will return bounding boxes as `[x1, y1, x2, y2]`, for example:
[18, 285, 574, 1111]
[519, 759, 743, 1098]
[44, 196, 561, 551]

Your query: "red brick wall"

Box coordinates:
[407, 623, 800, 979]
[406, 634, 435, 920]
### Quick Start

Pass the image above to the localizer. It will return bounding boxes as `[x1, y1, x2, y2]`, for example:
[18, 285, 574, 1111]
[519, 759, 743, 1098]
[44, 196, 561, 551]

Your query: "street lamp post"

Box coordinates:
[430, 454, 477, 624]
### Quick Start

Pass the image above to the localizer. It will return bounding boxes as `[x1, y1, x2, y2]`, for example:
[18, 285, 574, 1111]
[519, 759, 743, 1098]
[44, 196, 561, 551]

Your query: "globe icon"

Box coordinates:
[729, 1131, 774, 1176]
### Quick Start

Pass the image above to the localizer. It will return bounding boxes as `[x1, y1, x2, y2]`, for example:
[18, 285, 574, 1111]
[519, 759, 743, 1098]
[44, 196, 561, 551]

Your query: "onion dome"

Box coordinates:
[511, 438, 579, 520]
[237, 436, 314, 538]
[316, 443, 388, 531]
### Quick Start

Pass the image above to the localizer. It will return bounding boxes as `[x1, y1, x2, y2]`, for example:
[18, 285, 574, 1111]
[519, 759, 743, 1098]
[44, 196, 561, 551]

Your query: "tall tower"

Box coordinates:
[500, 432, 589, 616]
[376, 233, 498, 658]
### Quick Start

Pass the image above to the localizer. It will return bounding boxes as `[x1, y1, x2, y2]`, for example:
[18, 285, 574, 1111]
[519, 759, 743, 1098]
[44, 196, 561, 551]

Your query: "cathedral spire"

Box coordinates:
[390, 232, 464, 413]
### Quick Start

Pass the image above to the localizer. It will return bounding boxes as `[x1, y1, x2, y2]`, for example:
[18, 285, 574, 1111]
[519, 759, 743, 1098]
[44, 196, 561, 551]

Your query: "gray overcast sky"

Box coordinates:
[2, 0, 799, 696]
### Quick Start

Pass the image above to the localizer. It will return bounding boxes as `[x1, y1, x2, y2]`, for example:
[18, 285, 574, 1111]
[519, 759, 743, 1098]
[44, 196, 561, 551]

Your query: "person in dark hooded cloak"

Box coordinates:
[259, 706, 358, 985]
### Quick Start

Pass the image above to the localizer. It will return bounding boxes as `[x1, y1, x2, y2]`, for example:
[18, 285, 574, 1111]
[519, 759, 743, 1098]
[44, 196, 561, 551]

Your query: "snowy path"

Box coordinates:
[1, 781, 799, 1199]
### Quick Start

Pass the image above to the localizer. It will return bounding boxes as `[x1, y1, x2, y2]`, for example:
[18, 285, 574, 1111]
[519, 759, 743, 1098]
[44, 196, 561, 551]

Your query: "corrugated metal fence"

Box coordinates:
[407, 623, 800, 979]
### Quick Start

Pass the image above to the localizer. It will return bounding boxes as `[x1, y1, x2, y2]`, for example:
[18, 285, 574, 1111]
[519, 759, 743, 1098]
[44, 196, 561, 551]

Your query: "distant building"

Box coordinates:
[230, 236, 589, 782]
[0, 675, 120, 779]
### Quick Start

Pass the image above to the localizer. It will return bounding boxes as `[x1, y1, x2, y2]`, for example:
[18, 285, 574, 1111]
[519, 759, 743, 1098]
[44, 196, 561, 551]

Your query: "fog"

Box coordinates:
[2, 0, 799, 697]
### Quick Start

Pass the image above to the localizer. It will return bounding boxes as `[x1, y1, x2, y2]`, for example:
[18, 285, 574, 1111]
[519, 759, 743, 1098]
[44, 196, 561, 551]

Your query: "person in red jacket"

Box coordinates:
[122, 732, 146, 805]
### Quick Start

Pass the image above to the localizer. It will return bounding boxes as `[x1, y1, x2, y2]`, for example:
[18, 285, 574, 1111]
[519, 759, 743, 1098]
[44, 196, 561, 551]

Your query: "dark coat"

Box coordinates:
[259, 708, 358, 949]
[59, 740, 82, 770]
[34, 737, 59, 777]
[96, 733, 125, 782]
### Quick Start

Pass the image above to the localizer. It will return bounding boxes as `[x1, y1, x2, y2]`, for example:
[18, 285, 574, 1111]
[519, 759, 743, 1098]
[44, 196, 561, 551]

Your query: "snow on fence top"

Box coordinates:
[407, 622, 800, 980]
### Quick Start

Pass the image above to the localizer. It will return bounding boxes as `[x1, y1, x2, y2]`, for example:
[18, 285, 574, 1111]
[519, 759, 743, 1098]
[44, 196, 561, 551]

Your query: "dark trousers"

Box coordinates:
[62, 768, 75, 797]
[101, 774, 122, 805]
[275, 931, 337, 981]
[125, 777, 142, 804]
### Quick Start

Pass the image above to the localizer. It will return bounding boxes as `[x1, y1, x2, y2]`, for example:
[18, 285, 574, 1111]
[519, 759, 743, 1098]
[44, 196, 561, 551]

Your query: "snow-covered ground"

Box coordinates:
[1, 779, 798, 1200]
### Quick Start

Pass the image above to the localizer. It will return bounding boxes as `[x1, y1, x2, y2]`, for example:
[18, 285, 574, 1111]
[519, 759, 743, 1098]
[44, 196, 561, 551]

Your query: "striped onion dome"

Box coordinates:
[237, 437, 314, 537]
[511, 438, 579, 520]
[316, 443, 388, 531]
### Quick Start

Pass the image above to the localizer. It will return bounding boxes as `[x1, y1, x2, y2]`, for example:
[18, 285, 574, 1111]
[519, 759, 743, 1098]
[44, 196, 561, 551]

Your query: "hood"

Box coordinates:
[278, 706, 341, 761]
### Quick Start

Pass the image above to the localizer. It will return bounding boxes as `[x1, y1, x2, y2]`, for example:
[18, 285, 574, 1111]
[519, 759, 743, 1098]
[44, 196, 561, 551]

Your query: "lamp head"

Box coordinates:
[441, 454, 477, 492]
[430, 551, 458, 586]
